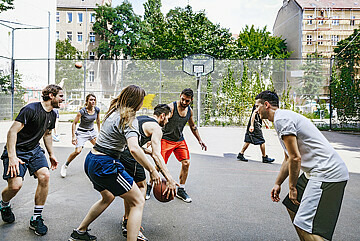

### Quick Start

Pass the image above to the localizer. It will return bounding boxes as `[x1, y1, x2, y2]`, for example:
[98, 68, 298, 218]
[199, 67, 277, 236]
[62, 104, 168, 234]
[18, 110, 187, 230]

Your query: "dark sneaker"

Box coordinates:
[262, 155, 275, 163]
[145, 184, 152, 200]
[29, 216, 48, 236]
[0, 205, 15, 223]
[69, 229, 97, 241]
[137, 230, 149, 241]
[237, 153, 248, 162]
[121, 218, 127, 237]
[176, 188, 192, 203]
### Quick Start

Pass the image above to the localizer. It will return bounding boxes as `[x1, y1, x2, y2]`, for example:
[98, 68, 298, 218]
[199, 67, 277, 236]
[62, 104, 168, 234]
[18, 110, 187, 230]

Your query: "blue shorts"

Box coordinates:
[119, 148, 146, 183]
[2, 145, 49, 180]
[84, 151, 134, 196]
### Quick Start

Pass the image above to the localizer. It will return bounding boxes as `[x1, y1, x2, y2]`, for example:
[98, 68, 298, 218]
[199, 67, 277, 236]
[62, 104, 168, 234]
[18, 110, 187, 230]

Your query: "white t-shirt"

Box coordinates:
[274, 109, 349, 182]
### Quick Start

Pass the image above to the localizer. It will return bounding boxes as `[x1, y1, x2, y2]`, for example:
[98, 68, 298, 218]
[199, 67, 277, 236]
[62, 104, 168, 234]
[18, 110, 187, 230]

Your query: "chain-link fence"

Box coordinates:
[0, 57, 359, 130]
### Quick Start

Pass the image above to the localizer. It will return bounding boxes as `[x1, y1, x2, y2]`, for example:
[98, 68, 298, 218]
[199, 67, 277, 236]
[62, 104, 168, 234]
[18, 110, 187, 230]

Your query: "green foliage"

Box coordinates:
[0, 0, 14, 13]
[332, 28, 360, 122]
[56, 39, 83, 60]
[234, 25, 292, 59]
[93, 2, 141, 59]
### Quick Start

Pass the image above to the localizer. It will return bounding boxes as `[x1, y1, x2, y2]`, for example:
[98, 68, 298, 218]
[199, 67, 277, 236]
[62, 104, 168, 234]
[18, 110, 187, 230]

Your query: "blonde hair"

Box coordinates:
[104, 85, 146, 130]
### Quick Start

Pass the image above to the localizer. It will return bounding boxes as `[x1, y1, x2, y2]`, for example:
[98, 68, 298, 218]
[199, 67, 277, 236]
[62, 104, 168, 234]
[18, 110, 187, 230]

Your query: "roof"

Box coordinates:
[294, 0, 360, 9]
[57, 0, 111, 9]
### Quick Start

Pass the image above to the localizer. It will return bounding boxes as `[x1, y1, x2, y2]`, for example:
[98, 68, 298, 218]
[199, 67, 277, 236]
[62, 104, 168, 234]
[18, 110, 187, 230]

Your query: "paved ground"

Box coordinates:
[0, 122, 359, 240]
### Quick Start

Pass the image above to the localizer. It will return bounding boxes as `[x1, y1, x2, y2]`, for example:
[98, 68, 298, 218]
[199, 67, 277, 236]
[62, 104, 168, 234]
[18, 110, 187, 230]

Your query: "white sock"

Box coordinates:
[179, 184, 185, 189]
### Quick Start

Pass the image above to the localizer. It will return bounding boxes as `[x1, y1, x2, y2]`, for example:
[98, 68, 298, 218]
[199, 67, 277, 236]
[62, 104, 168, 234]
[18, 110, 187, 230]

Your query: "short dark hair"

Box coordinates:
[255, 90, 279, 107]
[42, 84, 62, 101]
[181, 88, 194, 98]
[153, 104, 171, 116]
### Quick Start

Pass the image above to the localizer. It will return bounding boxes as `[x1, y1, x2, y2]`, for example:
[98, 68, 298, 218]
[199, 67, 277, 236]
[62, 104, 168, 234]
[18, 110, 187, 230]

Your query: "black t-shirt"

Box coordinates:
[15, 102, 56, 151]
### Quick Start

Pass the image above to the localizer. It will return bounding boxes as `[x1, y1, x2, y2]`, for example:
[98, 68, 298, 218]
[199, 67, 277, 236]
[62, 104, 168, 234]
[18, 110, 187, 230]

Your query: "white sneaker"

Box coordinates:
[60, 164, 67, 178]
[52, 134, 60, 142]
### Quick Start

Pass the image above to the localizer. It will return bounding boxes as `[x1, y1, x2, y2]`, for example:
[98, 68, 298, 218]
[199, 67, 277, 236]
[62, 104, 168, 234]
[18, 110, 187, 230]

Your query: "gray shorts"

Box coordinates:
[76, 128, 98, 148]
[283, 173, 347, 240]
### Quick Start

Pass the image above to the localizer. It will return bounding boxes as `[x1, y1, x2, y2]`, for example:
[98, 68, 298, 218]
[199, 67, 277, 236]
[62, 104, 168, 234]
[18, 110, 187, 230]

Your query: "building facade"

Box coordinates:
[56, 0, 111, 59]
[273, 0, 360, 58]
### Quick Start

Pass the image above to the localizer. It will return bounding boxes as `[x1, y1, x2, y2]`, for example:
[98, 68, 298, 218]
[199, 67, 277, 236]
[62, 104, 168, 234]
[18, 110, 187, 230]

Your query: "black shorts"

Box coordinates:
[2, 145, 49, 180]
[244, 132, 265, 145]
[119, 148, 146, 183]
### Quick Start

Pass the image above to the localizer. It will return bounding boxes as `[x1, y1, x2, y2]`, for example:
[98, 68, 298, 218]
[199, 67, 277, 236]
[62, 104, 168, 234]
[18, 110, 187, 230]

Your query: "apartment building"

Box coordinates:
[273, 0, 360, 58]
[56, 0, 111, 59]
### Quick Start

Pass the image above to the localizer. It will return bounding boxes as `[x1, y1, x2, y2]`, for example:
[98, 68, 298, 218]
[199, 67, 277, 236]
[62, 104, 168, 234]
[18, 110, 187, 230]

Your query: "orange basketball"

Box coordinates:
[75, 62, 82, 69]
[153, 178, 174, 203]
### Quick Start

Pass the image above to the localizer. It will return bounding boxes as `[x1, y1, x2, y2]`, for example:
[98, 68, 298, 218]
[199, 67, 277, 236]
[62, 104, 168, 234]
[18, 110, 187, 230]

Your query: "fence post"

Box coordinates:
[83, 59, 86, 99]
[159, 60, 162, 103]
[329, 56, 334, 130]
[284, 59, 287, 92]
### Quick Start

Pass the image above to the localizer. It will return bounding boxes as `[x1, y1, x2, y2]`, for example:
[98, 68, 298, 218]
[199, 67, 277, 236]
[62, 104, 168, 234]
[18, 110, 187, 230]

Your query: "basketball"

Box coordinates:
[75, 62, 82, 69]
[153, 178, 174, 202]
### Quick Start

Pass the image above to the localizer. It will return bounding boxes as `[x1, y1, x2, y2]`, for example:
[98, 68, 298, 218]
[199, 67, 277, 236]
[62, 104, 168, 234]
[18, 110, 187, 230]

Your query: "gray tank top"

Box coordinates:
[78, 106, 100, 130]
[162, 101, 191, 142]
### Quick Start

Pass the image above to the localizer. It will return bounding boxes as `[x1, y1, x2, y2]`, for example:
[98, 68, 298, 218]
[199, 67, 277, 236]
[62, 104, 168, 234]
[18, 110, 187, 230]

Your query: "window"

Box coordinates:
[89, 52, 95, 61]
[307, 15, 313, 25]
[90, 13, 95, 23]
[56, 31, 59, 40]
[67, 12, 72, 23]
[56, 12, 60, 23]
[307, 35, 312, 45]
[89, 71, 95, 82]
[318, 35, 323, 45]
[350, 16, 355, 26]
[331, 35, 339, 46]
[67, 31, 72, 41]
[89, 32, 95, 43]
[332, 16, 339, 25]
[318, 19, 324, 25]
[78, 13, 83, 23]
[77, 32, 83, 42]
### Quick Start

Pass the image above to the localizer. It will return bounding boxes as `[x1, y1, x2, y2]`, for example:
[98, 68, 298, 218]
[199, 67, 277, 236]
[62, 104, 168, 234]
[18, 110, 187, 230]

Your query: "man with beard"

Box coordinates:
[120, 104, 178, 240]
[0, 84, 64, 236]
[146, 88, 207, 203]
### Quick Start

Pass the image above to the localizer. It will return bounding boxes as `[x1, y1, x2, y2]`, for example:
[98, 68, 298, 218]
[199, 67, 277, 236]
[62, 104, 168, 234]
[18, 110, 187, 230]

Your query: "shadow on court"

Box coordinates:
[0, 144, 359, 240]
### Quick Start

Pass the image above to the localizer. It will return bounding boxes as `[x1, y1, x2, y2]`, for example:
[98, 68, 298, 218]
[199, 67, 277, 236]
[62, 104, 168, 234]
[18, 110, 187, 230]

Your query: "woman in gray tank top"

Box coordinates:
[61, 94, 100, 178]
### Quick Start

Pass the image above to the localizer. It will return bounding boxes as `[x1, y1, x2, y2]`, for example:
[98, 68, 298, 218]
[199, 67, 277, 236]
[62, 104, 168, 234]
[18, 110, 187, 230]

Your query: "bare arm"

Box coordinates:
[249, 111, 257, 132]
[188, 109, 207, 151]
[271, 151, 289, 202]
[127, 136, 161, 185]
[43, 129, 58, 170]
[96, 112, 101, 132]
[283, 135, 302, 205]
[72, 112, 81, 145]
[6, 121, 25, 177]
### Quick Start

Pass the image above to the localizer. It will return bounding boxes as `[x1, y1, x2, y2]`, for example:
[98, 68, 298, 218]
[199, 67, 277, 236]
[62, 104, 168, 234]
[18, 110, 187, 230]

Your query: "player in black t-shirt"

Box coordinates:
[0, 84, 64, 236]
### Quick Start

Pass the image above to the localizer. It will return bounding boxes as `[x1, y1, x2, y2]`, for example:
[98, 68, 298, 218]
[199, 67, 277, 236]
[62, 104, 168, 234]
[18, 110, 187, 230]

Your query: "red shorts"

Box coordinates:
[161, 139, 190, 164]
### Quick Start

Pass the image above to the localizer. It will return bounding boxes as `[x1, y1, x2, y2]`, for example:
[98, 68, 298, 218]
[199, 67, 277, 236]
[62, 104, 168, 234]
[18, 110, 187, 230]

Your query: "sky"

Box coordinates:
[112, 0, 283, 34]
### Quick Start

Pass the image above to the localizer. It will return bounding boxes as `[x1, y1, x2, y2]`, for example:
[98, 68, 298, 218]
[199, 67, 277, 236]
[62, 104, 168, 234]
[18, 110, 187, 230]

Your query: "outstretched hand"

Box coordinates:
[271, 184, 281, 202]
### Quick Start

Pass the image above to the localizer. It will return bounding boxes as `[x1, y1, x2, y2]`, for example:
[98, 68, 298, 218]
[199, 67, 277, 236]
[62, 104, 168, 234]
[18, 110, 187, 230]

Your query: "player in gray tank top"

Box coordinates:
[61, 94, 100, 178]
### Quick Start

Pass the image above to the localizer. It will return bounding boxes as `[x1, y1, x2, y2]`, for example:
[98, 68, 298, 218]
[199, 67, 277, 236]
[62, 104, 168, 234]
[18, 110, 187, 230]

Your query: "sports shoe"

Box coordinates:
[262, 155, 275, 163]
[61, 164, 68, 178]
[176, 187, 192, 203]
[237, 153, 248, 162]
[69, 229, 97, 241]
[0, 205, 15, 223]
[29, 215, 48, 236]
[121, 218, 127, 237]
[121, 218, 148, 241]
[145, 184, 152, 200]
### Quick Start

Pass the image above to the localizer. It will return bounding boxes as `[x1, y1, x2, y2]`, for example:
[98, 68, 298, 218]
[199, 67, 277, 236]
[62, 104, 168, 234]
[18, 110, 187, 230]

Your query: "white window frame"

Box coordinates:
[78, 13, 83, 23]
[332, 16, 339, 26]
[77, 32, 83, 42]
[56, 31, 60, 40]
[90, 13, 95, 23]
[318, 19, 324, 25]
[67, 12, 73, 23]
[331, 35, 339, 46]
[318, 35, 323, 45]
[56, 12, 60, 23]
[89, 52, 95, 61]
[89, 71, 95, 82]
[307, 15, 313, 25]
[307, 35, 312, 45]
[350, 16, 355, 26]
[67, 31, 73, 41]
[89, 32, 95, 43]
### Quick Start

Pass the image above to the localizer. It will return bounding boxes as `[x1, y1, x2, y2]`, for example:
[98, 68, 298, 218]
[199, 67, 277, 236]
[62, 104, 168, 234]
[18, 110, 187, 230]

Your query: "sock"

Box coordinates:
[33, 205, 44, 219]
[179, 184, 185, 189]
[65, 162, 70, 166]
[76, 229, 86, 234]
[0, 200, 10, 208]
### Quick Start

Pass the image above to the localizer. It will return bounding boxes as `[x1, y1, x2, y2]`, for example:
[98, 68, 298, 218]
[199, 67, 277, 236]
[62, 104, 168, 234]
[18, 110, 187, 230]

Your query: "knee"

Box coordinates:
[182, 159, 190, 168]
[8, 182, 22, 192]
[37, 170, 50, 184]
[136, 180, 146, 190]
[74, 148, 82, 155]
[129, 193, 145, 208]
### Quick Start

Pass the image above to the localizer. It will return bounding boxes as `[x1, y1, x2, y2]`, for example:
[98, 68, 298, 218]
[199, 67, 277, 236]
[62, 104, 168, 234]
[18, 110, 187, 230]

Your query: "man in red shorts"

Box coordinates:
[146, 88, 207, 203]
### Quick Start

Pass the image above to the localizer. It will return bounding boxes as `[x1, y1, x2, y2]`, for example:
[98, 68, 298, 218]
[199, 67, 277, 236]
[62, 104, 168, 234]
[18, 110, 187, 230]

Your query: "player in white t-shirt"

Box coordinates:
[254, 90, 348, 241]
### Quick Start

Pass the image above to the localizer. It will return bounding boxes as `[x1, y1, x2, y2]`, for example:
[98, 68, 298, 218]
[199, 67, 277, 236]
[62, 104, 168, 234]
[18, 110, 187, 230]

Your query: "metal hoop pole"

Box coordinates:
[197, 75, 201, 127]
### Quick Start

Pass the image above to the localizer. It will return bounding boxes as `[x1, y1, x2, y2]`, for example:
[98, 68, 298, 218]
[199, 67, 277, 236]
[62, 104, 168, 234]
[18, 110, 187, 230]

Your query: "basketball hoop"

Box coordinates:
[183, 54, 215, 127]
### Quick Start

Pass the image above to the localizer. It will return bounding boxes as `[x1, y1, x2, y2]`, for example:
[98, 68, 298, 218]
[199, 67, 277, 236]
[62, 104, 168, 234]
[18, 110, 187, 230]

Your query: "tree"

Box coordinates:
[56, 39, 82, 60]
[93, 2, 141, 59]
[234, 25, 292, 59]
[0, 0, 14, 13]
[332, 28, 360, 121]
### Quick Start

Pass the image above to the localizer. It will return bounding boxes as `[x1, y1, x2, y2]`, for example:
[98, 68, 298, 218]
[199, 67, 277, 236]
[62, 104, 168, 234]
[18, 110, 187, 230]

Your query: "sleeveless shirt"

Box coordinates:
[137, 115, 158, 146]
[162, 101, 191, 142]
